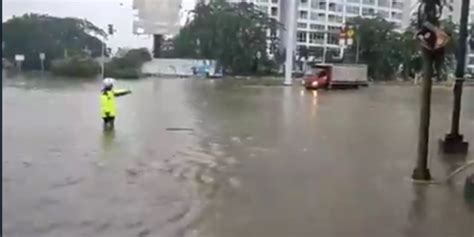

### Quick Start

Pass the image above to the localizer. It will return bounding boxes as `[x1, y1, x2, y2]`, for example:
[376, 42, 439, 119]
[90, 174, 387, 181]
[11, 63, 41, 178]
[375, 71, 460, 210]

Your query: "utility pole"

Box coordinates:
[441, 0, 470, 154]
[284, 0, 297, 85]
[412, 0, 446, 181]
[355, 29, 360, 64]
[101, 42, 105, 79]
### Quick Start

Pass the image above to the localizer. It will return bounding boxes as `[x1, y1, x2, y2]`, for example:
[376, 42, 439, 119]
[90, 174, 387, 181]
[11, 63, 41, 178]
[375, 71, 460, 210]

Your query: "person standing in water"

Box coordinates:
[100, 78, 132, 130]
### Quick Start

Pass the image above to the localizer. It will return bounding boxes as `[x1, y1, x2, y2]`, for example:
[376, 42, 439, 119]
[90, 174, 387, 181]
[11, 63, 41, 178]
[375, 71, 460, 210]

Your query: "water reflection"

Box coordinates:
[404, 186, 428, 237]
[101, 129, 116, 152]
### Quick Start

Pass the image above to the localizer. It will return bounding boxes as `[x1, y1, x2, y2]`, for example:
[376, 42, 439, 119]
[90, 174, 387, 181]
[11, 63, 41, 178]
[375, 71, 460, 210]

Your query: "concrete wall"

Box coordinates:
[141, 58, 216, 76]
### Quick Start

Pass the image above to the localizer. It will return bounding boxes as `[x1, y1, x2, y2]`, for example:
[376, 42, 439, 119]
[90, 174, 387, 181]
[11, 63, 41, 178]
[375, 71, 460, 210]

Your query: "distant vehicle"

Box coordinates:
[302, 64, 368, 90]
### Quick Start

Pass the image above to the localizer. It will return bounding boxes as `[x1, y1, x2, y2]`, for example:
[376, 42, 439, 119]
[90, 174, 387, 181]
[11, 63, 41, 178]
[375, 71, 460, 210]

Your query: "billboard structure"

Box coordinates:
[133, 0, 182, 35]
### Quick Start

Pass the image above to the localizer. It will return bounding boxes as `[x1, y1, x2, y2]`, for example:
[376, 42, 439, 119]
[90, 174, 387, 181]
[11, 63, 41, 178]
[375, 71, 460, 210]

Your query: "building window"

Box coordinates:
[328, 3, 343, 12]
[310, 24, 325, 30]
[362, 7, 375, 16]
[328, 26, 340, 32]
[328, 14, 343, 23]
[297, 31, 307, 43]
[272, 0, 278, 3]
[391, 1, 403, 9]
[299, 10, 308, 19]
[378, 0, 390, 7]
[378, 10, 389, 18]
[391, 11, 402, 20]
[346, 6, 360, 14]
[362, 0, 375, 5]
[347, 0, 360, 3]
[309, 32, 325, 44]
[311, 0, 326, 10]
[271, 7, 278, 16]
[327, 33, 339, 45]
[310, 12, 325, 21]
[300, 0, 309, 8]
[298, 22, 308, 29]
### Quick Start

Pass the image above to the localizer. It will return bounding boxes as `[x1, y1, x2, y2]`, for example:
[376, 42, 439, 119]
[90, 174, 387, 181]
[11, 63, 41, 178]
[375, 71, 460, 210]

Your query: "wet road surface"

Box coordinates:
[3, 75, 474, 237]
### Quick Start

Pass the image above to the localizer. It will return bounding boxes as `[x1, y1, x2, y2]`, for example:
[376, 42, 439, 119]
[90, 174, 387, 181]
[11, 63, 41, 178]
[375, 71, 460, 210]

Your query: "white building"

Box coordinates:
[231, 0, 410, 61]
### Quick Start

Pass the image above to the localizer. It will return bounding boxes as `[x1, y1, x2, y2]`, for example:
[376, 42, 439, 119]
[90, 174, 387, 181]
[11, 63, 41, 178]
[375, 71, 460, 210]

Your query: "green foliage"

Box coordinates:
[346, 17, 464, 81]
[172, 0, 282, 75]
[105, 48, 152, 79]
[50, 56, 100, 77]
[2, 13, 107, 71]
[347, 17, 403, 80]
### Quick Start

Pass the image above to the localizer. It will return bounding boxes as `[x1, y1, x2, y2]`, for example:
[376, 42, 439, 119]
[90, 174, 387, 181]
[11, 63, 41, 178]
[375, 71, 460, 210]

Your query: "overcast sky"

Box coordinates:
[3, 0, 196, 49]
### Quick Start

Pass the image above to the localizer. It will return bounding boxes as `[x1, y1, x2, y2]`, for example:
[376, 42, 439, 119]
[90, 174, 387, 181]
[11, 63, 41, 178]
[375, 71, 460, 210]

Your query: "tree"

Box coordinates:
[347, 17, 403, 80]
[2, 13, 107, 70]
[172, 0, 282, 75]
[105, 48, 152, 79]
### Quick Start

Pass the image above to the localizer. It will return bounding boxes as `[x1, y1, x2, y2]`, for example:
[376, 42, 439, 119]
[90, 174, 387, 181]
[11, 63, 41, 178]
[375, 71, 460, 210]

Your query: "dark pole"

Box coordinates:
[413, 47, 433, 180]
[441, 0, 470, 154]
[412, 0, 440, 181]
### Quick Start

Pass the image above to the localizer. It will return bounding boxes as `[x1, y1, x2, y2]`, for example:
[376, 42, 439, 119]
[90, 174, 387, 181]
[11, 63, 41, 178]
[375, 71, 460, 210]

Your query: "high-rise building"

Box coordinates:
[230, 0, 409, 61]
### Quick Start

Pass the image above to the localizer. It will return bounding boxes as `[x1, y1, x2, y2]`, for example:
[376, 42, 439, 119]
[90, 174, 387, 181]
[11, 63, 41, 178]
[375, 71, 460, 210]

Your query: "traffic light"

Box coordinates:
[416, 22, 449, 50]
[108, 24, 114, 35]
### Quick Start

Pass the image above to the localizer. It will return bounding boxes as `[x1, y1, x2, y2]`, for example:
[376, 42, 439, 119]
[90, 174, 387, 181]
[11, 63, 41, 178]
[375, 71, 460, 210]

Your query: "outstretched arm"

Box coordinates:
[113, 89, 132, 97]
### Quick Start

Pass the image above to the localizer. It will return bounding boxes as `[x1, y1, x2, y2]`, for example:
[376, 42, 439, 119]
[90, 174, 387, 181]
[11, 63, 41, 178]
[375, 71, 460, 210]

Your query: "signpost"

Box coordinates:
[15, 54, 25, 71]
[347, 27, 355, 46]
[39, 53, 45, 73]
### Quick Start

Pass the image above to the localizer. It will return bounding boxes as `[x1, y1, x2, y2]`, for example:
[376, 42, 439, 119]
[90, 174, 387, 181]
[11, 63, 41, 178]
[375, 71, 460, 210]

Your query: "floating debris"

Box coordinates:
[138, 229, 150, 237]
[49, 177, 84, 190]
[22, 161, 32, 167]
[166, 127, 194, 132]
[229, 177, 241, 188]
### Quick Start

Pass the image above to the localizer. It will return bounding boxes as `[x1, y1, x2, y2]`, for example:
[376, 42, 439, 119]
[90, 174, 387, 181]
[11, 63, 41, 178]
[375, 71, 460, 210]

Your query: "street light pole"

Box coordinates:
[441, 0, 470, 154]
[284, 0, 297, 86]
[412, 0, 442, 181]
[355, 30, 360, 64]
[101, 42, 105, 79]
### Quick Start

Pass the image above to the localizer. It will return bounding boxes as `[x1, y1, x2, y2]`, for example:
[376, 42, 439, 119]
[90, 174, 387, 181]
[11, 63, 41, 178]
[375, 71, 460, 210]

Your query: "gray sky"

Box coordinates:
[3, 0, 196, 49]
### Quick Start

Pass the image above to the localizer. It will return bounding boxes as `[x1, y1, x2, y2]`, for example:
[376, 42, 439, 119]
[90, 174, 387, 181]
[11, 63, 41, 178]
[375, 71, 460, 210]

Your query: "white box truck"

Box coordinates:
[302, 64, 368, 89]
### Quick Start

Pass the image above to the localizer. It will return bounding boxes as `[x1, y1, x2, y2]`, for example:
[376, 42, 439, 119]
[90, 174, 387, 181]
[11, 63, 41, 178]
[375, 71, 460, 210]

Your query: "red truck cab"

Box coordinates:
[302, 65, 331, 90]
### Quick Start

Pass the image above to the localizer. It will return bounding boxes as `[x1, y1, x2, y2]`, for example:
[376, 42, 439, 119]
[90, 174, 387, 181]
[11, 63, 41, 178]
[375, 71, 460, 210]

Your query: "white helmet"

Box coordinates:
[103, 78, 115, 88]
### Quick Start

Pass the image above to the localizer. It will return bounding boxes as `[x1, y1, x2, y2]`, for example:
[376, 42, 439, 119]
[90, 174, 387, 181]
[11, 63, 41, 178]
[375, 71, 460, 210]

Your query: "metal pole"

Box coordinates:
[322, 32, 328, 64]
[412, 47, 433, 180]
[441, 0, 470, 153]
[284, 0, 297, 85]
[412, 0, 439, 181]
[101, 42, 105, 79]
[355, 32, 360, 63]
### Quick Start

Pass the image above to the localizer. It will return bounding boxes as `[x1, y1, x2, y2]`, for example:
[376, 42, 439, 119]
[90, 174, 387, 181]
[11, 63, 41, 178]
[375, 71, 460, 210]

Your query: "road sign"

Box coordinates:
[39, 53, 45, 60]
[347, 38, 354, 46]
[417, 22, 450, 50]
[347, 28, 355, 38]
[339, 38, 345, 46]
[15, 54, 25, 62]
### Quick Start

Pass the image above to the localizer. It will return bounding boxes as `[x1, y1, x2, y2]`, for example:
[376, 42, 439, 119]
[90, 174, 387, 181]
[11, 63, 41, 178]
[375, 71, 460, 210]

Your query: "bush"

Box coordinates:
[51, 56, 100, 77]
[104, 48, 151, 79]
[104, 66, 140, 79]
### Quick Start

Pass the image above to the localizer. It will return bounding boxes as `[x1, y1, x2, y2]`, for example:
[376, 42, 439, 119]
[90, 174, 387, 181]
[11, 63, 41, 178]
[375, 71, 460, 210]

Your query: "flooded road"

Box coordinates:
[3, 75, 474, 237]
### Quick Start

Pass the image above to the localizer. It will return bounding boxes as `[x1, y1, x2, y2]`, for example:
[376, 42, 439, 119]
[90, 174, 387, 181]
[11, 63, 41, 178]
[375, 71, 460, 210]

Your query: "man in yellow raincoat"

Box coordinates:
[100, 78, 131, 130]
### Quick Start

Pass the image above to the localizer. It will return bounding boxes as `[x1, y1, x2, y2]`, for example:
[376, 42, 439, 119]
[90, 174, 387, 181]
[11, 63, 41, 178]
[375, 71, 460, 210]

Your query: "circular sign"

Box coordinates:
[347, 29, 355, 38]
